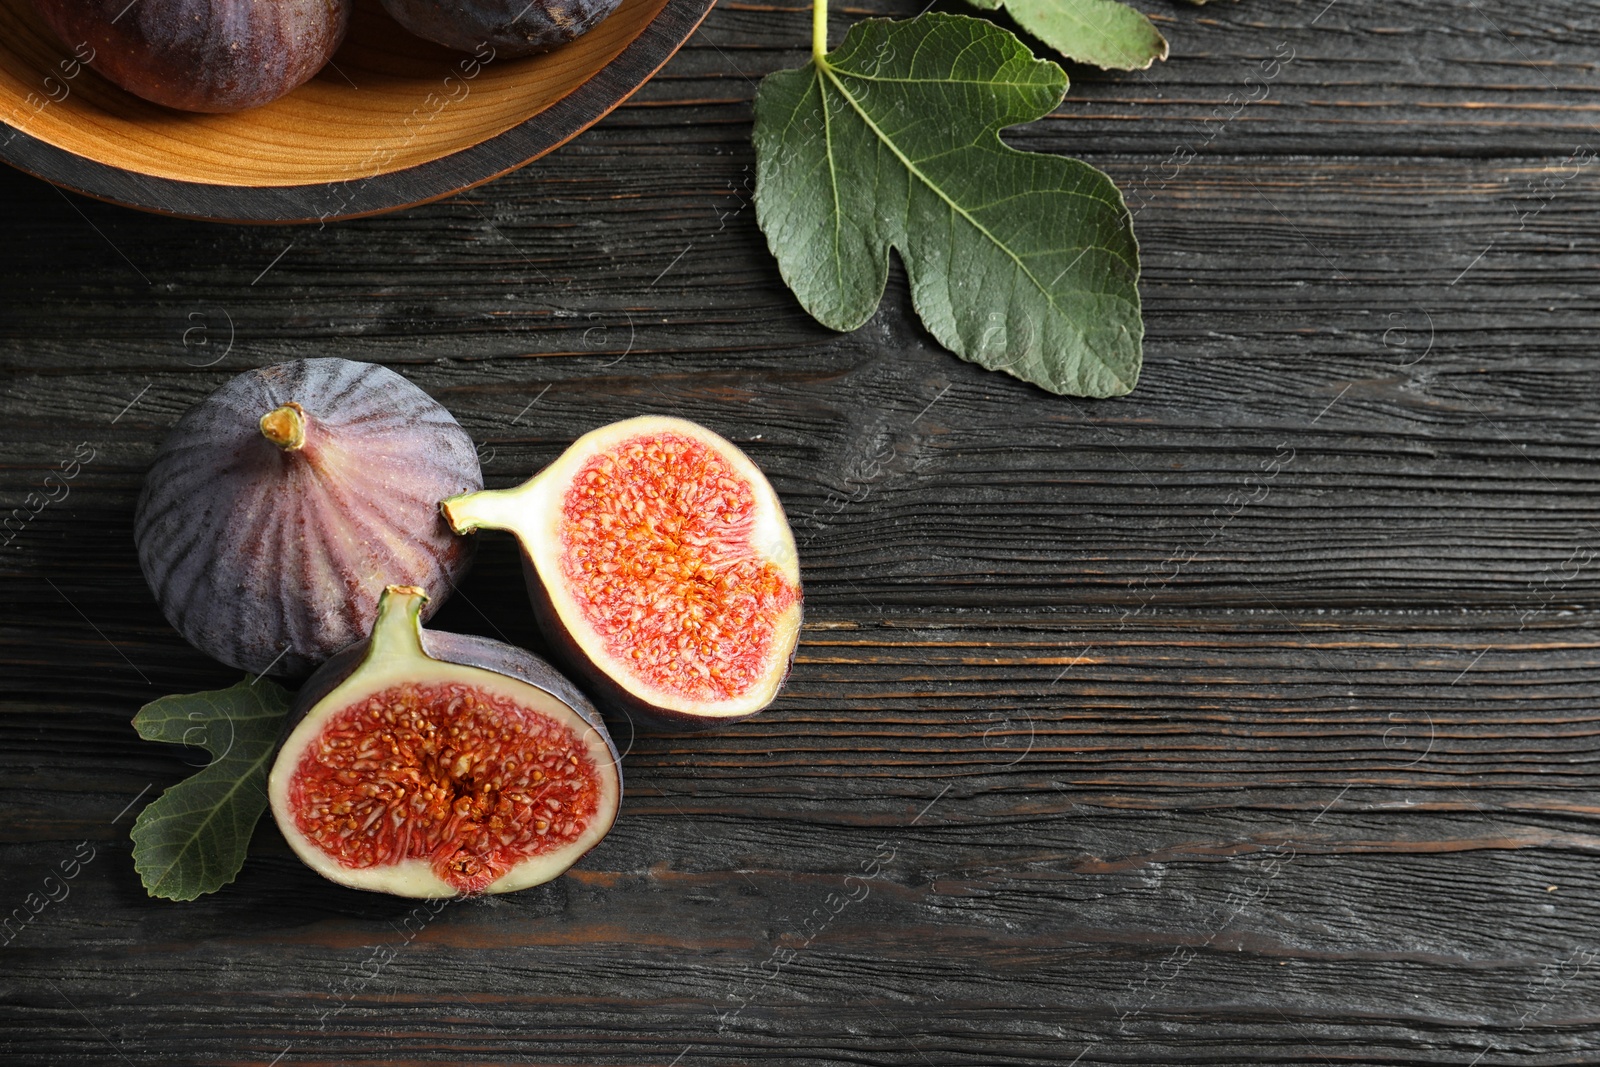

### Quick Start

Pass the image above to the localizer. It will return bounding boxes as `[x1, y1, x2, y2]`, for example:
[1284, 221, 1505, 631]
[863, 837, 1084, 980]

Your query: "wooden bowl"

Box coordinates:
[0, 0, 715, 222]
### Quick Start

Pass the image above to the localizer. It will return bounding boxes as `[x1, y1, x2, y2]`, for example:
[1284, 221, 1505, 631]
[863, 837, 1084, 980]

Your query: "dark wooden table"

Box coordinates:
[4, 1, 1599, 1063]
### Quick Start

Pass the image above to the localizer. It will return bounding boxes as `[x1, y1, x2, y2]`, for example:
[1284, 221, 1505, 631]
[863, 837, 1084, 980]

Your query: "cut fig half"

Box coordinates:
[267, 586, 621, 897]
[442, 417, 802, 730]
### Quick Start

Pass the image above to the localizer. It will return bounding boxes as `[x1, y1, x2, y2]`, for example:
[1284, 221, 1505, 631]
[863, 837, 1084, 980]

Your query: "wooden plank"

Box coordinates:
[4, 0, 1600, 1063]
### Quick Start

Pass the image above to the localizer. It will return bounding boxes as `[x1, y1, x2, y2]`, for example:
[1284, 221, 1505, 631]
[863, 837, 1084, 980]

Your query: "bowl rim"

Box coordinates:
[0, 0, 717, 225]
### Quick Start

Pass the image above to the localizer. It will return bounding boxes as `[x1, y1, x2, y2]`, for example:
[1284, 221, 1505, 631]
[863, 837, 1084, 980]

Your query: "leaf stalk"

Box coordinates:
[812, 0, 828, 60]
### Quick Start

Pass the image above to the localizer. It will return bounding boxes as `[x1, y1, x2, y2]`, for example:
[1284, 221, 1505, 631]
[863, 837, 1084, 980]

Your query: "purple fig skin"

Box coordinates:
[376, 0, 623, 57]
[31, 0, 350, 113]
[134, 359, 482, 678]
[514, 549, 799, 733]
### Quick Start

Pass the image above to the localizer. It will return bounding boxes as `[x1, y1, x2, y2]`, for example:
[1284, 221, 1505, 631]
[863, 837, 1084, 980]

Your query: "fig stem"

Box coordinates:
[259, 402, 307, 451]
[813, 0, 828, 60]
[366, 586, 430, 668]
[441, 483, 535, 536]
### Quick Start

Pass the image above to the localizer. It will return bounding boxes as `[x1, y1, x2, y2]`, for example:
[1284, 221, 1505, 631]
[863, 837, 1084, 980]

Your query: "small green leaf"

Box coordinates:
[129, 677, 293, 901]
[965, 0, 1169, 71]
[754, 13, 1142, 398]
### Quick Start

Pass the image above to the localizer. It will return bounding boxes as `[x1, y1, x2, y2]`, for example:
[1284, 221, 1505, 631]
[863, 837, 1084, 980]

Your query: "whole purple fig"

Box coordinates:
[135, 359, 482, 677]
[377, 0, 623, 58]
[31, 0, 351, 113]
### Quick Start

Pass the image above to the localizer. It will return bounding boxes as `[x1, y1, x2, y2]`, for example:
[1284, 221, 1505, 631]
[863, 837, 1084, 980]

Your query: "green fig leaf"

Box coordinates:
[129, 676, 293, 901]
[753, 14, 1142, 398]
[964, 0, 1169, 71]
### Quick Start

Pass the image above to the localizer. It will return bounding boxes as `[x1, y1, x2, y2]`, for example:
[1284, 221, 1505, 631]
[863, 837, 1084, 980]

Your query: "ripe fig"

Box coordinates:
[442, 416, 802, 730]
[135, 358, 482, 678]
[268, 585, 622, 896]
[31, 0, 351, 113]
[376, 0, 623, 57]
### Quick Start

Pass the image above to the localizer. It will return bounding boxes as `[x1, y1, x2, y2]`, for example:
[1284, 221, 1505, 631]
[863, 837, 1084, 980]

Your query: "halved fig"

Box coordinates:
[268, 585, 621, 897]
[135, 359, 482, 678]
[442, 416, 802, 730]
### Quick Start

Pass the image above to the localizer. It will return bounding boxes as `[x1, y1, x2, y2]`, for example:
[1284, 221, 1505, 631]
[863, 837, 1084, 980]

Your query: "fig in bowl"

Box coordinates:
[443, 416, 802, 730]
[377, 0, 626, 57]
[135, 358, 482, 678]
[268, 585, 622, 896]
[31, 0, 351, 113]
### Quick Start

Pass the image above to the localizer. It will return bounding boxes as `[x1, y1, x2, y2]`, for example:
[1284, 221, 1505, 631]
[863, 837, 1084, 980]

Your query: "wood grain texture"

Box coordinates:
[4, 0, 1600, 1063]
